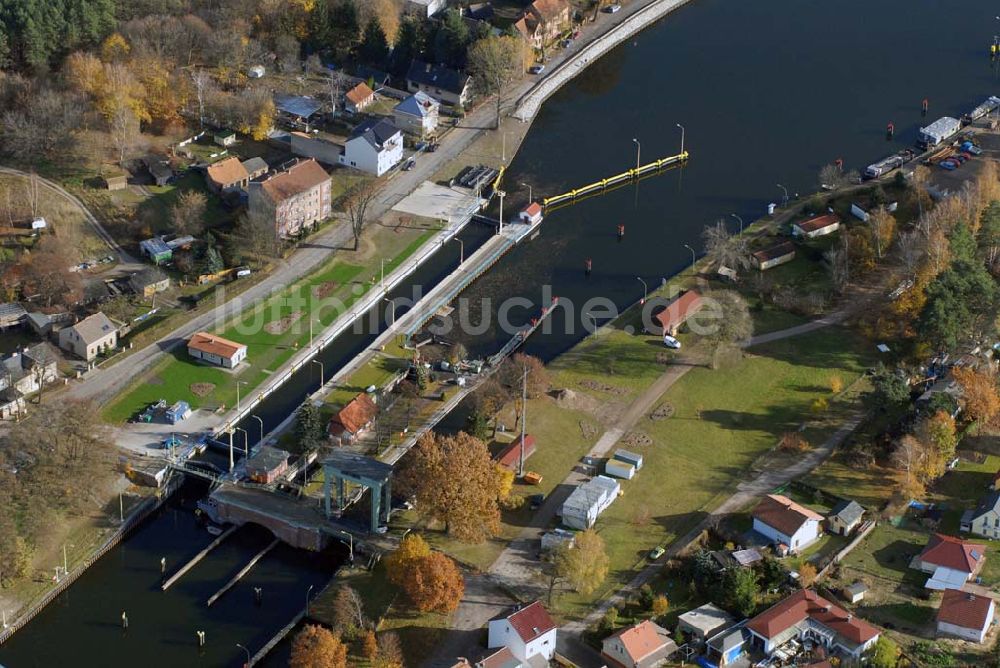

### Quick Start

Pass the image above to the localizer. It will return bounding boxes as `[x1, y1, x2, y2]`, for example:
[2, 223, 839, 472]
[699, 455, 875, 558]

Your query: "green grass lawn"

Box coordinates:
[103, 228, 437, 423]
[139, 171, 231, 233]
[549, 328, 671, 402]
[839, 520, 928, 585]
[804, 458, 896, 509]
[548, 326, 874, 618]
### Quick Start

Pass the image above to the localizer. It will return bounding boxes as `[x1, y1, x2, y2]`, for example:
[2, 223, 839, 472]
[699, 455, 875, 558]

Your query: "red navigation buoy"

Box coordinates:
[834, 158, 844, 172]
[585, 258, 592, 275]
[922, 98, 929, 115]
[617, 224, 625, 239]
[886, 121, 895, 139]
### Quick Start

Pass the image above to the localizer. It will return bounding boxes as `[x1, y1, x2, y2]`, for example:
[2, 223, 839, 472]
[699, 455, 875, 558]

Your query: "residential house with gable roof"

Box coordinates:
[328, 392, 379, 445]
[393, 91, 440, 138]
[912, 533, 986, 590]
[936, 588, 995, 643]
[961, 489, 1000, 539]
[187, 332, 247, 369]
[248, 158, 331, 238]
[345, 82, 376, 114]
[514, 0, 572, 50]
[406, 60, 472, 107]
[58, 312, 118, 362]
[751, 494, 824, 553]
[651, 290, 704, 336]
[745, 589, 881, 659]
[601, 619, 676, 668]
[341, 118, 403, 176]
[206, 156, 250, 193]
[487, 601, 558, 664]
[827, 499, 865, 536]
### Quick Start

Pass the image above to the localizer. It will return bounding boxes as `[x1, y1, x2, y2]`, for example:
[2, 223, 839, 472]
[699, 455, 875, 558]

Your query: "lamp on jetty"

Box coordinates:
[676, 124, 685, 155]
[730, 213, 744, 234]
[632, 138, 641, 173]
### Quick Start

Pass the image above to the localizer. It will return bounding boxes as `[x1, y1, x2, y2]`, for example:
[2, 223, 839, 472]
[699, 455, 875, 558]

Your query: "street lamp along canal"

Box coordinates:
[632, 137, 641, 172]
[683, 244, 696, 270]
[730, 213, 744, 234]
[250, 414, 264, 445]
[236, 643, 250, 668]
[676, 123, 685, 154]
[777, 183, 789, 206]
[453, 237, 464, 264]
[311, 359, 324, 387]
[520, 182, 532, 204]
[636, 277, 648, 304]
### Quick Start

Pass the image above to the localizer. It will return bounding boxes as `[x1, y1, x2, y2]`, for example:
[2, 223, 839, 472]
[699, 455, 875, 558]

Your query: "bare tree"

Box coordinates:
[467, 35, 524, 129]
[109, 104, 140, 167]
[825, 236, 850, 294]
[327, 69, 350, 119]
[23, 172, 39, 220]
[868, 207, 896, 260]
[190, 69, 212, 128]
[344, 180, 380, 251]
[171, 190, 208, 236]
[701, 220, 750, 271]
[818, 164, 845, 190]
[234, 206, 281, 264]
[896, 230, 924, 278]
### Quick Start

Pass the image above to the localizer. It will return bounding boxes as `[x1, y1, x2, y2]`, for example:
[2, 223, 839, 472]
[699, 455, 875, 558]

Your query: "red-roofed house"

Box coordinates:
[495, 435, 536, 472]
[248, 158, 331, 238]
[187, 332, 248, 368]
[746, 589, 880, 659]
[651, 290, 703, 336]
[936, 588, 995, 643]
[751, 494, 824, 553]
[601, 619, 677, 668]
[345, 82, 375, 114]
[328, 393, 378, 445]
[913, 534, 986, 590]
[519, 202, 543, 225]
[487, 601, 557, 663]
[792, 214, 841, 239]
[475, 647, 523, 668]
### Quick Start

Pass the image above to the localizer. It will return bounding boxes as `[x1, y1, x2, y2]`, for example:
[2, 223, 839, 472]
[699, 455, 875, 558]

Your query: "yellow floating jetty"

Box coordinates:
[542, 151, 690, 209]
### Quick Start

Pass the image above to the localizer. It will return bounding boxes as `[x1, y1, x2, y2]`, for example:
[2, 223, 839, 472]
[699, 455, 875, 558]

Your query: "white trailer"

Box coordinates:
[605, 459, 635, 480]
[561, 475, 620, 530]
[613, 449, 644, 470]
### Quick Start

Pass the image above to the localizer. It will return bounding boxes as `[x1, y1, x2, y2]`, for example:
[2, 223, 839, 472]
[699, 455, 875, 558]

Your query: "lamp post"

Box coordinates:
[306, 584, 315, 616]
[584, 311, 598, 334]
[250, 414, 264, 444]
[380, 258, 387, 291]
[777, 183, 789, 206]
[632, 137, 641, 172]
[235, 427, 249, 453]
[236, 380, 248, 412]
[676, 123, 685, 155]
[497, 189, 506, 234]
[731, 213, 744, 234]
[311, 359, 324, 387]
[636, 277, 648, 304]
[521, 182, 533, 204]
[453, 237, 464, 264]
[236, 643, 250, 668]
[683, 244, 696, 270]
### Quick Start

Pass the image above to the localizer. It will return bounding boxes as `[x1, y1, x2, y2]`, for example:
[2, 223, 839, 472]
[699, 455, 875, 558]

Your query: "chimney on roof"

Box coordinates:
[847, 614, 853, 621]
[969, 593, 977, 601]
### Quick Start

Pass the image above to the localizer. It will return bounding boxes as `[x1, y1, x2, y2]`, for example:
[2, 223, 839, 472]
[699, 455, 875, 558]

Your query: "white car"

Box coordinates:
[663, 335, 681, 349]
[605, 4, 622, 13]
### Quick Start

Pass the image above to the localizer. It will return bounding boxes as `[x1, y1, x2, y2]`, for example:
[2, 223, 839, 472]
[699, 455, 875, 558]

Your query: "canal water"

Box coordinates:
[3, 0, 999, 664]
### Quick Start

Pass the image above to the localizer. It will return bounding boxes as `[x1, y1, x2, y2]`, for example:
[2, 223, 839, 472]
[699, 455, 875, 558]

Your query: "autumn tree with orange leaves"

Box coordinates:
[953, 366, 1000, 426]
[289, 624, 347, 668]
[401, 552, 465, 613]
[398, 432, 502, 543]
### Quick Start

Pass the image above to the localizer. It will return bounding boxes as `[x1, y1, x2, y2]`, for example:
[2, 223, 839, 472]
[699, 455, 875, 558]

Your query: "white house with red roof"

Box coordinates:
[519, 202, 543, 226]
[936, 588, 995, 643]
[912, 533, 986, 590]
[745, 589, 880, 659]
[487, 601, 557, 663]
[601, 619, 676, 668]
[751, 494, 824, 554]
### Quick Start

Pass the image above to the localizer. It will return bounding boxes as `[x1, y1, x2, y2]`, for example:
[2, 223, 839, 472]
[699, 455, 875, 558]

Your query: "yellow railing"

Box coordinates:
[542, 151, 689, 209]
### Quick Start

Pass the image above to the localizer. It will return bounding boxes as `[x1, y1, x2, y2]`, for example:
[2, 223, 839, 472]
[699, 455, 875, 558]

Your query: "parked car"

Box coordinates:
[605, 4, 621, 12]
[403, 157, 416, 171]
[528, 64, 545, 75]
[663, 335, 681, 349]
[648, 546, 665, 560]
